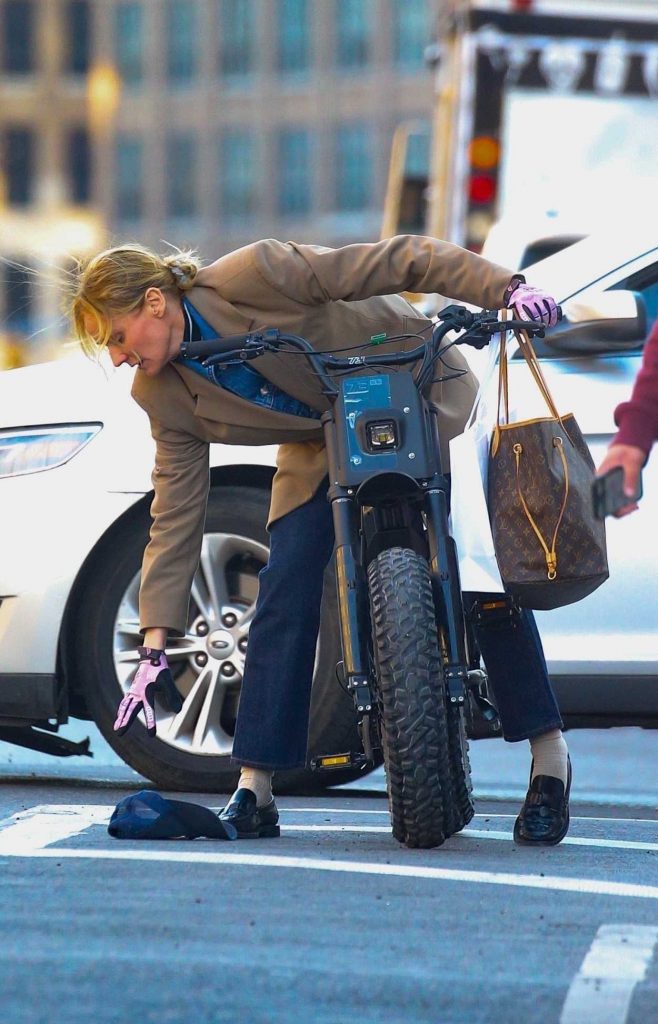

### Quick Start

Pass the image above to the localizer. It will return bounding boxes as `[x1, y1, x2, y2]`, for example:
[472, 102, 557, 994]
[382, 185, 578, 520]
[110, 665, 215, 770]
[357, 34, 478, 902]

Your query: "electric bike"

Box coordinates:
[184, 305, 550, 848]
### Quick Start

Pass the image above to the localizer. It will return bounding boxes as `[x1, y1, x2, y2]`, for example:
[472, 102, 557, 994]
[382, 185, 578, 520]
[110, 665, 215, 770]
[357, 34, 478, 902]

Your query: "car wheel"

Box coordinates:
[69, 484, 371, 794]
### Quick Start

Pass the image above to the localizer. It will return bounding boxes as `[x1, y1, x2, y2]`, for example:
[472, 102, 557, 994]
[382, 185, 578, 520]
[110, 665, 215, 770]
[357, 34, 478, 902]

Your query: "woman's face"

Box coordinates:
[104, 288, 185, 377]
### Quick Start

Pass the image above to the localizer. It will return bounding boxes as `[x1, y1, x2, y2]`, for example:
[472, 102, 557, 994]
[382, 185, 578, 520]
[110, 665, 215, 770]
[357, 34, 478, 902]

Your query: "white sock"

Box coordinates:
[529, 729, 569, 786]
[238, 767, 273, 807]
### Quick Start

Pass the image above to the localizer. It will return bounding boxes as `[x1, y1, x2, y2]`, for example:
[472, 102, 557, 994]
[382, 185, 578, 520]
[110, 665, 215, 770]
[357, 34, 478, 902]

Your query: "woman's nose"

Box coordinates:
[109, 348, 128, 367]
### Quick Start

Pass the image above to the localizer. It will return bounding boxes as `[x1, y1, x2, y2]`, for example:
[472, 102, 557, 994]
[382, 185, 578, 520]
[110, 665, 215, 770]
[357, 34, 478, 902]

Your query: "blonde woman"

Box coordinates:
[70, 234, 569, 844]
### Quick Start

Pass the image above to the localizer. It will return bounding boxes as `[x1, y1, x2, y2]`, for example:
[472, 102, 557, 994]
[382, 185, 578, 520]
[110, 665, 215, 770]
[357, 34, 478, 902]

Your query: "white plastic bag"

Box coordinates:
[449, 335, 506, 593]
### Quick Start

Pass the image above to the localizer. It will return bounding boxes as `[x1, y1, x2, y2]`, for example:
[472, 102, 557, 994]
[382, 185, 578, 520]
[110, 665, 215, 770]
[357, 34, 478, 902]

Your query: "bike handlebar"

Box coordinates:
[181, 305, 562, 397]
[180, 333, 261, 360]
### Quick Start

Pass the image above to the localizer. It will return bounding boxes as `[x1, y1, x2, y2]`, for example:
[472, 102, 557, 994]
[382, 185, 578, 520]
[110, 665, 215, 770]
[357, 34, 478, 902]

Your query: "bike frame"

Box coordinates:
[320, 357, 474, 765]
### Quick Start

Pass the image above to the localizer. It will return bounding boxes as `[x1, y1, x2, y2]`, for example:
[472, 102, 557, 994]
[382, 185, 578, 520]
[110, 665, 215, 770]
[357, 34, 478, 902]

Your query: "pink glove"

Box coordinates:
[114, 647, 183, 738]
[506, 282, 559, 328]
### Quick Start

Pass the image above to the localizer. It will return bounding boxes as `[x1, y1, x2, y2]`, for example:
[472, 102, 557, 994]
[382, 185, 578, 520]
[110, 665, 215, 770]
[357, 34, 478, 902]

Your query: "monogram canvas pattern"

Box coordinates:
[488, 414, 609, 610]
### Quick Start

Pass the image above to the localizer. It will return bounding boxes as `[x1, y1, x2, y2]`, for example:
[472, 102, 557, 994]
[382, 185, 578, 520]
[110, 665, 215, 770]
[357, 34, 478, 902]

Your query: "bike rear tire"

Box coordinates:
[367, 547, 454, 849]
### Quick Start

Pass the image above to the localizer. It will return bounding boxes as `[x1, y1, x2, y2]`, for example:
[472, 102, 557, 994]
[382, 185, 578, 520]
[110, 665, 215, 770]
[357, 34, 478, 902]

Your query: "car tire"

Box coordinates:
[68, 484, 372, 794]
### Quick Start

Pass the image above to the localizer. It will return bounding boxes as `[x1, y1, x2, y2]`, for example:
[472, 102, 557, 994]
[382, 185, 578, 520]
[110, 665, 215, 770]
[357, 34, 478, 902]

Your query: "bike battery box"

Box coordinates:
[332, 372, 437, 487]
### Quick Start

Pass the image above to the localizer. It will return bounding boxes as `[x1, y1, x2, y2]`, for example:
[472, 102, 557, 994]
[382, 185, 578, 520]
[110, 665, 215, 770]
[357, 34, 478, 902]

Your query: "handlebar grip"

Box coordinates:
[183, 333, 256, 360]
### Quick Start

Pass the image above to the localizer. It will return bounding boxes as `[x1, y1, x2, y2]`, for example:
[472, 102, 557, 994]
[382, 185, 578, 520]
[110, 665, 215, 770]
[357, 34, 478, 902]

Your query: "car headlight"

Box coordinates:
[0, 424, 102, 479]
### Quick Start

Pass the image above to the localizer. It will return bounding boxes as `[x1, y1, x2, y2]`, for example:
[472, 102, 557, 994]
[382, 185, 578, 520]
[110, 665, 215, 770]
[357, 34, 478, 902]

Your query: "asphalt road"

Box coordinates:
[1, 729, 657, 1024]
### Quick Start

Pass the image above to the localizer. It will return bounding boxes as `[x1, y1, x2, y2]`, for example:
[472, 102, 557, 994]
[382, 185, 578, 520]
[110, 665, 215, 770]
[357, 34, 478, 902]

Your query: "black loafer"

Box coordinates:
[218, 788, 280, 839]
[513, 757, 571, 846]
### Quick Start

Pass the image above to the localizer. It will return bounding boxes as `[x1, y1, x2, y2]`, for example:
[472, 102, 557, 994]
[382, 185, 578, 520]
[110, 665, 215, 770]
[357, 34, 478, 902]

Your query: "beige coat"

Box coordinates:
[131, 235, 515, 634]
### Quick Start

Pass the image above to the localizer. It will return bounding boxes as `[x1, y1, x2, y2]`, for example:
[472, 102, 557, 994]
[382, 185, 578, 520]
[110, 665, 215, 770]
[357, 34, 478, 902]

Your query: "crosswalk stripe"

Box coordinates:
[6, 846, 658, 901]
[1, 804, 657, 900]
[560, 925, 658, 1023]
[1, 806, 657, 853]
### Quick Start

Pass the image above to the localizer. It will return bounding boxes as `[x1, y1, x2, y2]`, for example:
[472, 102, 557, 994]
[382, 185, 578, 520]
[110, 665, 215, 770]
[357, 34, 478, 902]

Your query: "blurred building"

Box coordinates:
[0, 0, 435, 363]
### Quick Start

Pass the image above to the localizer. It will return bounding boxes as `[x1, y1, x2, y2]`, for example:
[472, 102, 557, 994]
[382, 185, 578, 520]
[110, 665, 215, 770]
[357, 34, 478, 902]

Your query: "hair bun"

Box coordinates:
[164, 251, 199, 290]
[170, 265, 189, 285]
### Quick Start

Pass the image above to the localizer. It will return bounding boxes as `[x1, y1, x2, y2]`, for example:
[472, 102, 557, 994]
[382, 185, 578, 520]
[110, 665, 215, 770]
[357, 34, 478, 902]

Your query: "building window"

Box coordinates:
[220, 130, 255, 222]
[166, 133, 196, 217]
[166, 0, 197, 83]
[393, 0, 428, 70]
[65, 0, 90, 75]
[2, 0, 34, 74]
[276, 0, 309, 74]
[67, 127, 91, 204]
[115, 135, 143, 220]
[335, 124, 371, 211]
[277, 129, 311, 216]
[336, 0, 370, 69]
[115, 1, 144, 86]
[406, 126, 430, 177]
[218, 0, 252, 78]
[397, 124, 430, 232]
[4, 127, 34, 206]
[3, 263, 34, 336]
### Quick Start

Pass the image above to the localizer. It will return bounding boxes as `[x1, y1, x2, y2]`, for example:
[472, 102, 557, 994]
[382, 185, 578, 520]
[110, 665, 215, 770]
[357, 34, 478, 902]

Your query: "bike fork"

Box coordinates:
[424, 484, 471, 708]
[331, 494, 377, 762]
[309, 487, 377, 773]
[424, 484, 501, 727]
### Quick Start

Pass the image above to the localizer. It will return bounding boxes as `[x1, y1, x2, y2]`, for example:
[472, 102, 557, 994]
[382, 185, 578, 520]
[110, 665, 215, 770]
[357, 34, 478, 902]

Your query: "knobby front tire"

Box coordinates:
[367, 547, 456, 849]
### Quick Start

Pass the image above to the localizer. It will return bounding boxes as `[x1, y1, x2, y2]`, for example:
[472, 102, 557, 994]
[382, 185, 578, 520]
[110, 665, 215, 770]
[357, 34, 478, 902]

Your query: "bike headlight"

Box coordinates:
[0, 424, 102, 479]
[366, 419, 399, 452]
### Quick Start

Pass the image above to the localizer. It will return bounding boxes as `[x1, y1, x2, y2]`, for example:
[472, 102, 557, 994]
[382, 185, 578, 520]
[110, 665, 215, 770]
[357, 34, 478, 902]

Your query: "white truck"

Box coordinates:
[384, 0, 658, 267]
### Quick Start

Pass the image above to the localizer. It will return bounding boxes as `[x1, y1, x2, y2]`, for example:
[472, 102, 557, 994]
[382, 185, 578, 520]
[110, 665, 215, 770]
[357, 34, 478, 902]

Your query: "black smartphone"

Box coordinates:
[592, 466, 642, 519]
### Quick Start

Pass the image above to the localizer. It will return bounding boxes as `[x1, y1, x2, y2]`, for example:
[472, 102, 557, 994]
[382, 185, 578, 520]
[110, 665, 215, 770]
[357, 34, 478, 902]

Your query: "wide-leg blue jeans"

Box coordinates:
[231, 480, 563, 770]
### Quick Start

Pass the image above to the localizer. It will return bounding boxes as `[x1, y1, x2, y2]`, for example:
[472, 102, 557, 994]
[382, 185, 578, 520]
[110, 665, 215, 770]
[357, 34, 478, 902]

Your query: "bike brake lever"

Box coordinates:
[462, 317, 548, 344]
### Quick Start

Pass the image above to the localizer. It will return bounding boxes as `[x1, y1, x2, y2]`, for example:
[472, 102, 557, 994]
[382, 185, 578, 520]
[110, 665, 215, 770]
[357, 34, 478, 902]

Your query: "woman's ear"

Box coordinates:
[144, 287, 166, 318]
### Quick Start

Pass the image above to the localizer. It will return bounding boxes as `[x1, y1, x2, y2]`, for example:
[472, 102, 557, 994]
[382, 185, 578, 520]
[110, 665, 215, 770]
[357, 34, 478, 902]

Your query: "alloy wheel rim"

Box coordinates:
[113, 531, 269, 756]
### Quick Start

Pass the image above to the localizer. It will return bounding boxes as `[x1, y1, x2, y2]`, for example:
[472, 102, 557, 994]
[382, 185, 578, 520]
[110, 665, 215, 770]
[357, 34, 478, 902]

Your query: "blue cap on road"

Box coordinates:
[108, 790, 237, 840]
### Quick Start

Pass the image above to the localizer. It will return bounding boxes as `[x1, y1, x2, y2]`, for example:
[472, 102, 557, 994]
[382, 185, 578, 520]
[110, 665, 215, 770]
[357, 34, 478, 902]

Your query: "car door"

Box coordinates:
[505, 247, 658, 719]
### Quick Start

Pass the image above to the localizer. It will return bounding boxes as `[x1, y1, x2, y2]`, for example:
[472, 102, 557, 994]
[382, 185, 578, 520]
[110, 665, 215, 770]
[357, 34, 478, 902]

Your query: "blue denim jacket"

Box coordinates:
[177, 300, 321, 420]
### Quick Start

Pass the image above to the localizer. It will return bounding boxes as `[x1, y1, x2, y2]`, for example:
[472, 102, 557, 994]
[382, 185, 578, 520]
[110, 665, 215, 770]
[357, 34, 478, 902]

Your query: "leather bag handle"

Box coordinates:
[492, 315, 573, 456]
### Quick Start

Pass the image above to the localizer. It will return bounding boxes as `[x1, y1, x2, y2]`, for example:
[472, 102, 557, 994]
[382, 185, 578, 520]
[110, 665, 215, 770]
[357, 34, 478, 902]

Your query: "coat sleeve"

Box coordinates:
[138, 417, 210, 636]
[251, 234, 516, 311]
[613, 317, 658, 455]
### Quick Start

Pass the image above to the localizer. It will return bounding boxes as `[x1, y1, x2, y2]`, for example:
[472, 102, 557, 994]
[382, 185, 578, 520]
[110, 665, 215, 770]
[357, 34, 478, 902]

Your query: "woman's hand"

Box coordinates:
[114, 647, 183, 737]
[596, 444, 646, 518]
[507, 283, 559, 328]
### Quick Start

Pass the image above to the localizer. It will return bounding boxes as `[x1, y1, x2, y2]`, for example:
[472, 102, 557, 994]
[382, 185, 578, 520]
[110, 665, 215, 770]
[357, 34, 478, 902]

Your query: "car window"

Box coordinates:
[611, 266, 658, 330]
[519, 235, 583, 270]
[525, 253, 658, 361]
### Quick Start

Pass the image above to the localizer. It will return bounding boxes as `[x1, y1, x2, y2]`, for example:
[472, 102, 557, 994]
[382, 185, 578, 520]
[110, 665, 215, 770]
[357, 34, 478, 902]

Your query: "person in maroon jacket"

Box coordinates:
[597, 317, 658, 515]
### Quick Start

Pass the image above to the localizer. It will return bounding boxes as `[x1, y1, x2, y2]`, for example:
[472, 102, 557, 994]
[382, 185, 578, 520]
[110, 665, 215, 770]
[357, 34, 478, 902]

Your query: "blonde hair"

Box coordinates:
[68, 243, 201, 358]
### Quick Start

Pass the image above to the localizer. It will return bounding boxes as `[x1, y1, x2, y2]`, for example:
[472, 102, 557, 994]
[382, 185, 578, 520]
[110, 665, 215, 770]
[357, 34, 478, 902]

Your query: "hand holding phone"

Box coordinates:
[592, 465, 643, 520]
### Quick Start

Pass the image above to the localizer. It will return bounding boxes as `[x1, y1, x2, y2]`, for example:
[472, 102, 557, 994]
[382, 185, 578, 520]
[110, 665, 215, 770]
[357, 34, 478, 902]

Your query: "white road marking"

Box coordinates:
[0, 804, 110, 854]
[268, 809, 658, 825]
[469, 814, 658, 825]
[1, 804, 658, 900]
[462, 830, 658, 853]
[560, 925, 658, 1024]
[284, 826, 658, 852]
[280, 822, 658, 852]
[281, 807, 390, 814]
[5, 846, 658, 901]
[1, 806, 658, 854]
